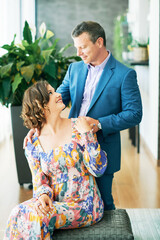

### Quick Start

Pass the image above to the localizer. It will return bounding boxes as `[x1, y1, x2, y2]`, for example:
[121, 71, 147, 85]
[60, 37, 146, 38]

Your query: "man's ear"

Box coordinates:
[96, 37, 104, 48]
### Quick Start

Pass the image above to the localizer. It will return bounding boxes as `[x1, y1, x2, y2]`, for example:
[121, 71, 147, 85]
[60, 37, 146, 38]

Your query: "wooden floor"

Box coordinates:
[113, 131, 160, 209]
[0, 129, 160, 239]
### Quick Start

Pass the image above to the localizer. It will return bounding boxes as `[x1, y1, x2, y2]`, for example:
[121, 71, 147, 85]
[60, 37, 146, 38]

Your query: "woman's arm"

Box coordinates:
[81, 130, 107, 177]
[75, 118, 107, 177]
[25, 140, 54, 200]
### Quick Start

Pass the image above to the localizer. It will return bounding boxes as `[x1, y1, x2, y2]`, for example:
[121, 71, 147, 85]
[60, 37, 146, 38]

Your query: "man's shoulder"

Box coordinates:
[111, 55, 134, 72]
[70, 60, 86, 69]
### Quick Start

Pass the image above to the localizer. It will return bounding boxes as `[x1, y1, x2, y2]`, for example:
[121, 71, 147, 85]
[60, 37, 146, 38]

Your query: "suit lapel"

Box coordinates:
[75, 63, 88, 114]
[87, 54, 116, 114]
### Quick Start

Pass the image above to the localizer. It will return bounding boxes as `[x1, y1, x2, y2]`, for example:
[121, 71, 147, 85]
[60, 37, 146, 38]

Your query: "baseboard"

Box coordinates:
[140, 135, 160, 167]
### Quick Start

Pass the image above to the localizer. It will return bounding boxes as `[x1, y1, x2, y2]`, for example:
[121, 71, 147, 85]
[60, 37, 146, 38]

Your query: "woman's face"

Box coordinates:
[46, 85, 65, 114]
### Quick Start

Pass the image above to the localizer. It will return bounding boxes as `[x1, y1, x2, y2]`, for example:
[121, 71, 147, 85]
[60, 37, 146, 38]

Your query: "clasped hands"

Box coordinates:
[75, 116, 99, 134]
[23, 116, 100, 148]
[35, 194, 53, 217]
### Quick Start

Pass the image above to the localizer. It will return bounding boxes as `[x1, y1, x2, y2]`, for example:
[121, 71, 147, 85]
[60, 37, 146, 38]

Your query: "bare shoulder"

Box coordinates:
[62, 118, 72, 126]
[61, 118, 72, 133]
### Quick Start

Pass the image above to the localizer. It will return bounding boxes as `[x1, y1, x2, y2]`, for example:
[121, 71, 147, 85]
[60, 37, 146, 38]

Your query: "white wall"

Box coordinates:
[134, 0, 159, 160]
[128, 0, 150, 44]
[21, 0, 36, 39]
[0, 0, 21, 55]
[0, 0, 35, 54]
[0, 0, 35, 142]
[146, 0, 159, 160]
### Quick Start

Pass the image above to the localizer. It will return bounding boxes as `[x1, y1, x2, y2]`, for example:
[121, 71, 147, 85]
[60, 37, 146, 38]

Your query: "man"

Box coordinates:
[56, 21, 142, 210]
[25, 21, 142, 210]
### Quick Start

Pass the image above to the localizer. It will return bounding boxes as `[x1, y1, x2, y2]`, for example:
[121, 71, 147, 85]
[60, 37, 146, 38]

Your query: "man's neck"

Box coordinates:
[90, 49, 109, 67]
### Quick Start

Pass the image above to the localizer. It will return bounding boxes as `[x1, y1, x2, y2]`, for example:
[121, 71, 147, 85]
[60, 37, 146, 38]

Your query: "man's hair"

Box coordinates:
[72, 21, 106, 46]
[21, 80, 50, 130]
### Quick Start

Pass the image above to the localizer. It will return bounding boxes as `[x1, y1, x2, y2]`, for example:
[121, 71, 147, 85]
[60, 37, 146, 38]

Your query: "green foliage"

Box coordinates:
[0, 21, 80, 107]
[130, 39, 148, 48]
[23, 21, 32, 44]
[113, 14, 132, 62]
[113, 15, 126, 62]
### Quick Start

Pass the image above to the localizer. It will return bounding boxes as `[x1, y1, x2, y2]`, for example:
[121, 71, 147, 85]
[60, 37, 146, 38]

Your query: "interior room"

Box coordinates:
[0, 0, 160, 239]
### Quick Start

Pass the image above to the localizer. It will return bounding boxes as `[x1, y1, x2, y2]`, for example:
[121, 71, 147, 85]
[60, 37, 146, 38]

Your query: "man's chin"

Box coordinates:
[82, 58, 89, 64]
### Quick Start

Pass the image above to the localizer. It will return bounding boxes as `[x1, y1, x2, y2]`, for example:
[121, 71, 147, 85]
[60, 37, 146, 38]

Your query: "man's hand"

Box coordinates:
[23, 128, 40, 149]
[75, 117, 92, 134]
[80, 116, 100, 133]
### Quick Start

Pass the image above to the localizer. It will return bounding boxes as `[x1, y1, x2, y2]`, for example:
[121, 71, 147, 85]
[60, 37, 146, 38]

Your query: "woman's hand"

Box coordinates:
[23, 128, 40, 149]
[75, 117, 92, 134]
[35, 194, 53, 216]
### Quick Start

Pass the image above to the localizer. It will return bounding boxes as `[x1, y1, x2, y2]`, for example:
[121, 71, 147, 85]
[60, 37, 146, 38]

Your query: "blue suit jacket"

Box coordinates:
[57, 54, 142, 174]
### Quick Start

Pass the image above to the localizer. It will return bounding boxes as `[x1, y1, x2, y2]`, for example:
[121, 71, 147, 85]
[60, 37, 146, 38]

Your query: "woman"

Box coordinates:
[4, 80, 107, 240]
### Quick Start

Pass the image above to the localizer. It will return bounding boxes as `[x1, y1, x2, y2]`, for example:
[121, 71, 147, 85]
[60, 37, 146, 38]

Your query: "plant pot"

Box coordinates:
[11, 106, 32, 185]
[133, 47, 148, 62]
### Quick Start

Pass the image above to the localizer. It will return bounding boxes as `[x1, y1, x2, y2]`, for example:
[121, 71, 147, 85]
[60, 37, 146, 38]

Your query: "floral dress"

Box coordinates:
[4, 119, 107, 240]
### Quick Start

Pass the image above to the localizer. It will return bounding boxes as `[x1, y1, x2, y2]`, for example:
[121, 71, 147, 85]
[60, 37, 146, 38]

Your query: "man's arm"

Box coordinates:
[56, 63, 72, 106]
[86, 69, 142, 136]
[100, 70, 142, 137]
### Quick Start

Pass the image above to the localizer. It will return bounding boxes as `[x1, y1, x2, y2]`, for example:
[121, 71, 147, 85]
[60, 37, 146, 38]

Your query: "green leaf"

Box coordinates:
[11, 34, 16, 47]
[39, 36, 58, 51]
[2, 35, 16, 51]
[58, 43, 72, 55]
[20, 64, 34, 83]
[21, 40, 29, 47]
[16, 61, 25, 71]
[12, 73, 23, 93]
[1, 63, 13, 77]
[16, 43, 25, 50]
[44, 60, 56, 78]
[66, 56, 81, 61]
[0, 83, 3, 101]
[46, 30, 54, 39]
[1, 44, 12, 51]
[2, 77, 11, 99]
[42, 49, 53, 63]
[23, 21, 32, 44]
[48, 38, 60, 51]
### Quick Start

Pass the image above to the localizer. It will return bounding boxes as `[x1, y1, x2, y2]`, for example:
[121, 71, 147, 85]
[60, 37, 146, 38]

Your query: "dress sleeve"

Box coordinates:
[25, 141, 54, 200]
[79, 130, 107, 177]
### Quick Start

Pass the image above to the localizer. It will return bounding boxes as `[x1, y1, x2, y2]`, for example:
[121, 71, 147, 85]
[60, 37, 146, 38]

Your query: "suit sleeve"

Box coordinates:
[99, 69, 142, 137]
[25, 142, 54, 200]
[56, 63, 72, 106]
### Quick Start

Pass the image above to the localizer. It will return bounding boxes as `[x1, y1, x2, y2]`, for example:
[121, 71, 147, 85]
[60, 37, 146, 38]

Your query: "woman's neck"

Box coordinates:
[41, 114, 64, 135]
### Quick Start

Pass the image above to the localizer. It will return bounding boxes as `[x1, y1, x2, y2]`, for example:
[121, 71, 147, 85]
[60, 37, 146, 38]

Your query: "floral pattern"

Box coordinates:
[4, 119, 107, 240]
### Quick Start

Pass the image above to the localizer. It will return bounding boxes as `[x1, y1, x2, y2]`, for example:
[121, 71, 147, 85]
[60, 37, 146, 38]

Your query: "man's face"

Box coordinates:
[73, 32, 102, 66]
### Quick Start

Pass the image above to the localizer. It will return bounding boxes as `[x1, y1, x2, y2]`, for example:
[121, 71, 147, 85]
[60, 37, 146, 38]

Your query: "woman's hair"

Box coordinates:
[71, 21, 106, 46]
[21, 80, 50, 130]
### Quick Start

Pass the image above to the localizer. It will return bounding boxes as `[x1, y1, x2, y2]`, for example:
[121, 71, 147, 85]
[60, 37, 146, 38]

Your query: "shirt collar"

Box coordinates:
[87, 50, 111, 70]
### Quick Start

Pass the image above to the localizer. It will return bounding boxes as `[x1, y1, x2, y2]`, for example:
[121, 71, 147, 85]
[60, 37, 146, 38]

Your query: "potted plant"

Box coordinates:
[130, 40, 149, 62]
[0, 21, 79, 107]
[0, 21, 79, 186]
